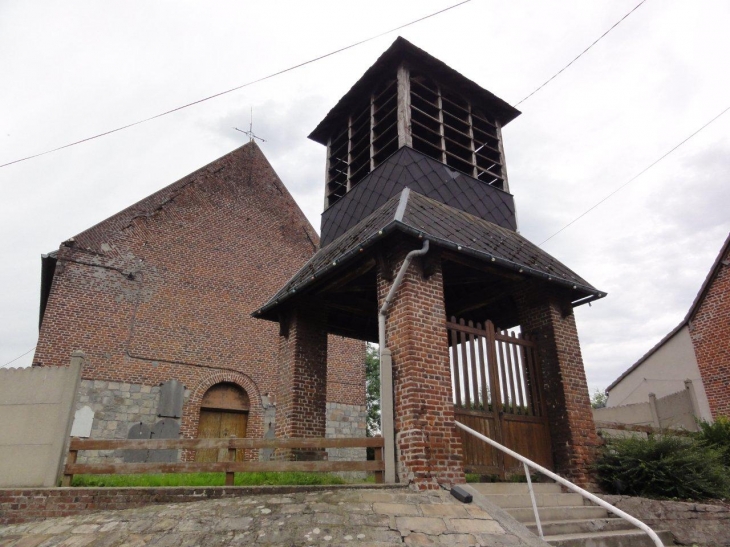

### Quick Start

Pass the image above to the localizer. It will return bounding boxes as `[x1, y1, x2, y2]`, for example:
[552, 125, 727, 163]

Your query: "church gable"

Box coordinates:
[35, 142, 320, 372]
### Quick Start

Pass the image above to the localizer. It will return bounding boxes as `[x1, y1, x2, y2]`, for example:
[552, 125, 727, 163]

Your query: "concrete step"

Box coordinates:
[506, 505, 609, 523]
[470, 482, 562, 495]
[544, 528, 675, 547]
[486, 492, 586, 508]
[525, 518, 636, 536]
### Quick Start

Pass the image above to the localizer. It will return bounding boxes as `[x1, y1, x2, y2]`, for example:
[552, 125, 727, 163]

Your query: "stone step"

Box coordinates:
[525, 518, 637, 536]
[544, 528, 675, 547]
[506, 505, 609, 523]
[470, 482, 562, 495]
[486, 492, 586, 508]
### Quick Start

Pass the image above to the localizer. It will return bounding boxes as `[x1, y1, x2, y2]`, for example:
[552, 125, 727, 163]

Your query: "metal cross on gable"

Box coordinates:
[234, 107, 266, 143]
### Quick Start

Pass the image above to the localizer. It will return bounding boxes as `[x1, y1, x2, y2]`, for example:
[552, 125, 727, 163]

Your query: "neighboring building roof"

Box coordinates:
[320, 147, 517, 247]
[255, 188, 603, 319]
[309, 37, 520, 145]
[607, 232, 730, 392]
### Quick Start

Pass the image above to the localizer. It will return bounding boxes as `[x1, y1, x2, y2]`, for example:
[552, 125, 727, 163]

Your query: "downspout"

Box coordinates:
[378, 239, 429, 483]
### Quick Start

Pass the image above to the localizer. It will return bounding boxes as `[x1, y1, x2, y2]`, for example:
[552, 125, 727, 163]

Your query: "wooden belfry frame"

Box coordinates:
[324, 65, 509, 208]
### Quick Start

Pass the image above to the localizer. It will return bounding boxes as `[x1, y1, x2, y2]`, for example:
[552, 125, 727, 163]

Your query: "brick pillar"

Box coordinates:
[275, 306, 328, 459]
[378, 244, 465, 490]
[517, 289, 600, 488]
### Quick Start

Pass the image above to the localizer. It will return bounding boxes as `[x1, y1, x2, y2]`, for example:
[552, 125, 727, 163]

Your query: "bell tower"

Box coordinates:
[310, 37, 521, 246]
[257, 37, 603, 490]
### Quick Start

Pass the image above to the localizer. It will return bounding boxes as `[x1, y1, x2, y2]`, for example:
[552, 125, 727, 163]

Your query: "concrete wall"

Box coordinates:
[595, 381, 703, 434]
[0, 362, 81, 487]
[606, 326, 713, 422]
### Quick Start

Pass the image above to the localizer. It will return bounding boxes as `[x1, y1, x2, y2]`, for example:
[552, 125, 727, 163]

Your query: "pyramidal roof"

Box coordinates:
[309, 37, 520, 145]
[254, 188, 603, 319]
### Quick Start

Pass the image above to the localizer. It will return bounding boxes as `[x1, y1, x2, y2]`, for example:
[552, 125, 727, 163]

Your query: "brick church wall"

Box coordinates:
[34, 142, 365, 457]
[690, 244, 730, 419]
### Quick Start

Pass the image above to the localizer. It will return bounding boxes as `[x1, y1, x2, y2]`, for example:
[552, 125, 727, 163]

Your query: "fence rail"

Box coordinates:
[63, 437, 384, 487]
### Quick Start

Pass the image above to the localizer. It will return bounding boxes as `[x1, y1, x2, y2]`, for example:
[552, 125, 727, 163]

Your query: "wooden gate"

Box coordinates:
[447, 317, 553, 477]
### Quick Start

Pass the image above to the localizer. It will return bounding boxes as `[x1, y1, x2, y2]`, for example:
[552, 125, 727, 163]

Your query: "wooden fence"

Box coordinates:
[63, 437, 384, 486]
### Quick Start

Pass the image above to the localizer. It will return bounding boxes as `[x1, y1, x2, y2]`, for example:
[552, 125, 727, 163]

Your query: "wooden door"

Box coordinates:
[195, 410, 248, 462]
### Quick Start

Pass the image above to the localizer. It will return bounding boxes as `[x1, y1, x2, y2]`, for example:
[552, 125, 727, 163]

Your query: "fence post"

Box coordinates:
[648, 393, 661, 429]
[226, 436, 236, 486]
[62, 447, 77, 487]
[374, 440, 384, 484]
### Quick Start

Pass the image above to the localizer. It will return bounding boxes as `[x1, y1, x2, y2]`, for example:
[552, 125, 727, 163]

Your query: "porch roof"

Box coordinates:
[253, 188, 604, 320]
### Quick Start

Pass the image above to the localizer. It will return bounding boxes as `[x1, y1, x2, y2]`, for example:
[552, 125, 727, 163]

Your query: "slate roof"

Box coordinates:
[320, 147, 516, 246]
[309, 37, 520, 145]
[254, 189, 603, 319]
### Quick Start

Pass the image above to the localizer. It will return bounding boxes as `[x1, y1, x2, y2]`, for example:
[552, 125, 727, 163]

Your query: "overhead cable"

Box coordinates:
[0, 346, 36, 368]
[515, 0, 647, 106]
[0, 1, 471, 170]
[539, 104, 730, 246]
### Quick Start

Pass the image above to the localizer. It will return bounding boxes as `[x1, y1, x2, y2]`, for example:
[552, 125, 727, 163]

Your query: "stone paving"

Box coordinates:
[0, 487, 539, 546]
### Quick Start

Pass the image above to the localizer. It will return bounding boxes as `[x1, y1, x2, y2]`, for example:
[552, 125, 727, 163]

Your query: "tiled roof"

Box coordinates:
[255, 189, 603, 318]
[320, 147, 516, 246]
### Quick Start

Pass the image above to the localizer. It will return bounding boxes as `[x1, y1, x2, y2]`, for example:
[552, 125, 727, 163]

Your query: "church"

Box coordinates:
[33, 139, 366, 463]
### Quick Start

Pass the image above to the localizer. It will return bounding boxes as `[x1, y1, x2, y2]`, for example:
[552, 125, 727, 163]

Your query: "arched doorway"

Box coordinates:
[196, 382, 249, 462]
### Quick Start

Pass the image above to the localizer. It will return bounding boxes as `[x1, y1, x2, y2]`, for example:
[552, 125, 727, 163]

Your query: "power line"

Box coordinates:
[539, 104, 730, 246]
[0, 1, 472, 170]
[515, 0, 647, 106]
[1, 347, 36, 368]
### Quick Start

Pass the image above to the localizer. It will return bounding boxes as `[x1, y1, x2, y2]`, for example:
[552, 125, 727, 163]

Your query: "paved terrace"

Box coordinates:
[0, 487, 546, 547]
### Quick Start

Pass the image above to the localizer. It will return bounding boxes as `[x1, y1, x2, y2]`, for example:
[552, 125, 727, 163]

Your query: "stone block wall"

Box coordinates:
[74, 379, 190, 463]
[326, 403, 368, 477]
[602, 495, 730, 546]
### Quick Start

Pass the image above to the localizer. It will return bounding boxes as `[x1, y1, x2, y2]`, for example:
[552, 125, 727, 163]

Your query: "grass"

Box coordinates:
[71, 472, 360, 488]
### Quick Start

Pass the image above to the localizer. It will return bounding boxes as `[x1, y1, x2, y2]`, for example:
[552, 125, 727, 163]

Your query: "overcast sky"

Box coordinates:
[1, 1, 729, 395]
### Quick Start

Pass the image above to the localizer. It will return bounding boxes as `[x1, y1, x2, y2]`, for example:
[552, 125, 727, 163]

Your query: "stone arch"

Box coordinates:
[180, 370, 265, 459]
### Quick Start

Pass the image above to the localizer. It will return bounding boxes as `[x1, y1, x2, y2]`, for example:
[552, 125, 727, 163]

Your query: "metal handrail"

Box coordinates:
[455, 421, 664, 547]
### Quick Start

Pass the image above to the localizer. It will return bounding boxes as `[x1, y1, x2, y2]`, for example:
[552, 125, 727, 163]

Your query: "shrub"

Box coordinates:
[595, 435, 730, 500]
[697, 416, 730, 467]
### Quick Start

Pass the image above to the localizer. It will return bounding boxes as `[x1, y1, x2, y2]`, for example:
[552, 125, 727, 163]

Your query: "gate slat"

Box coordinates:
[510, 333, 527, 415]
[519, 334, 538, 417]
[503, 332, 518, 414]
[467, 321, 480, 410]
[497, 338, 510, 412]
[476, 323, 489, 412]
[450, 318, 462, 407]
[459, 319, 471, 408]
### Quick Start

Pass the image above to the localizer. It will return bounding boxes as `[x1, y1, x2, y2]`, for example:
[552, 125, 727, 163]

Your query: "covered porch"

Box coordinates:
[253, 188, 604, 489]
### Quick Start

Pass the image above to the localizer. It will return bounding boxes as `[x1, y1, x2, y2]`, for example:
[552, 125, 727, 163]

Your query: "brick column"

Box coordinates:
[378, 244, 464, 490]
[275, 306, 328, 459]
[517, 289, 600, 488]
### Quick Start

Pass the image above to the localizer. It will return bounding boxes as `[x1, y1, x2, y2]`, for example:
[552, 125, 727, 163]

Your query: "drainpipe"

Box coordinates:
[378, 239, 429, 483]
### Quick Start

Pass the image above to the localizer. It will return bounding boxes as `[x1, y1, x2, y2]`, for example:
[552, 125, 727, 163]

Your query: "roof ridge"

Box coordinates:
[394, 187, 411, 222]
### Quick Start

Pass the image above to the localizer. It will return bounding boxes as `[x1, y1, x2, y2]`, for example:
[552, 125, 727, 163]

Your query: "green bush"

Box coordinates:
[595, 435, 730, 500]
[697, 416, 730, 467]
